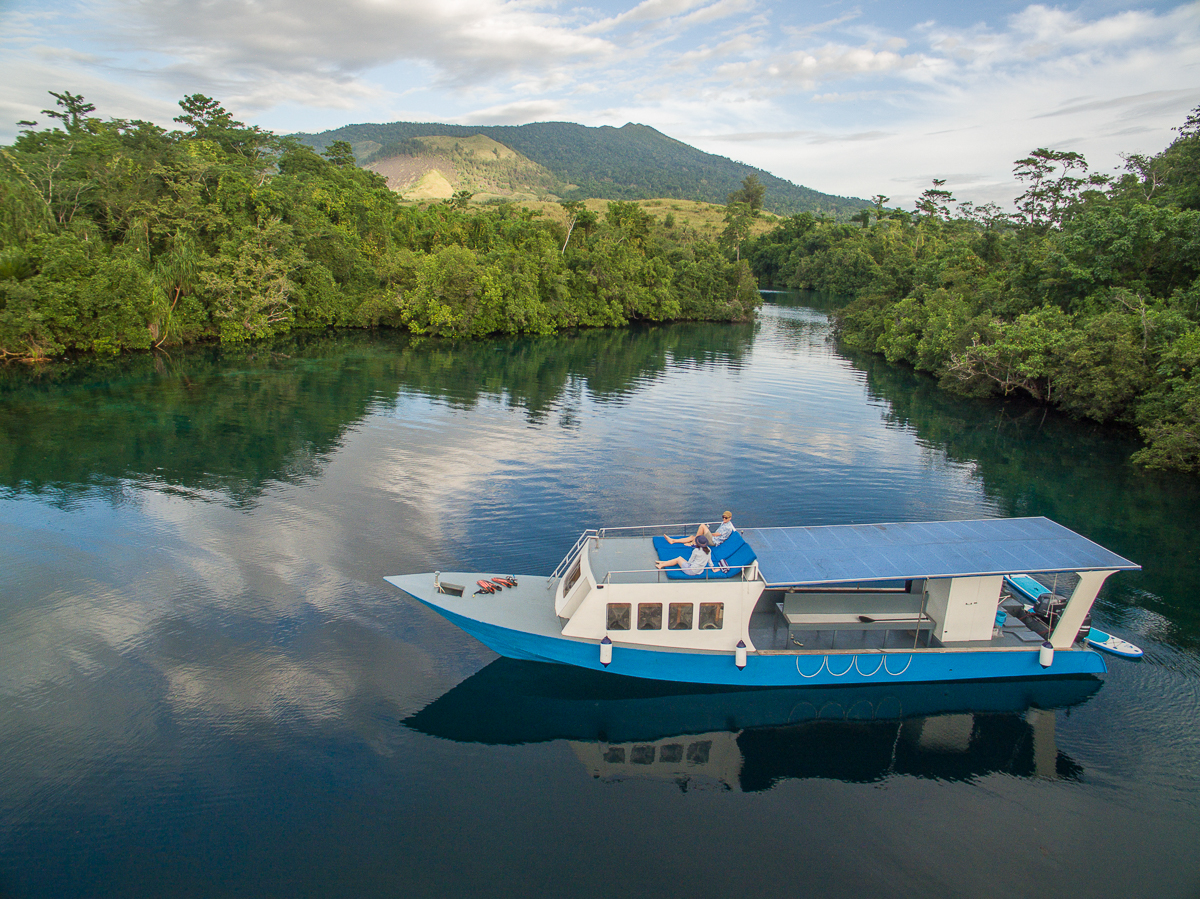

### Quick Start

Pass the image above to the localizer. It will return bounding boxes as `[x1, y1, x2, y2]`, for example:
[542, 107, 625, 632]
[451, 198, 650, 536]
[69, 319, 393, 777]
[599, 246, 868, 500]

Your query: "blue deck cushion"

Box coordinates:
[713, 531, 747, 561]
[653, 531, 747, 561]
[652, 535, 682, 561]
[651, 531, 756, 580]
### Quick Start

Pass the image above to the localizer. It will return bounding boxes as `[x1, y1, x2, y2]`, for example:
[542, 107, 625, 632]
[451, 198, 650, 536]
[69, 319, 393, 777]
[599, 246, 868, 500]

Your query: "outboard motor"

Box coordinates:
[1031, 593, 1092, 641]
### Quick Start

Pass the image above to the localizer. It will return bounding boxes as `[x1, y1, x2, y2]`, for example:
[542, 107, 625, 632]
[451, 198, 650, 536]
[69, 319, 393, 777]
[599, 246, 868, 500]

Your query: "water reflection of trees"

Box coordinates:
[844, 344, 1200, 641]
[0, 321, 755, 503]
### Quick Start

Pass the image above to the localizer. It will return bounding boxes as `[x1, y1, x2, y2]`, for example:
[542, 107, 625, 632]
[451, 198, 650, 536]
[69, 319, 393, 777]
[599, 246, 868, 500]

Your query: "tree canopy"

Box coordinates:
[0, 92, 761, 362]
[744, 105, 1200, 473]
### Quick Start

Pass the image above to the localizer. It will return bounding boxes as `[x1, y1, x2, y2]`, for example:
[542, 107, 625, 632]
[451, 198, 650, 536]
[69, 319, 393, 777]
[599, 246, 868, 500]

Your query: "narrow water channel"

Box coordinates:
[1, 294, 1197, 898]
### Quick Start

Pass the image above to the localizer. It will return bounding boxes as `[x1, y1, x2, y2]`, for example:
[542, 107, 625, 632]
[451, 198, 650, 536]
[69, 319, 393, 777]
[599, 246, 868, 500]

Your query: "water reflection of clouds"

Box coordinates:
[0, 307, 1008, 816]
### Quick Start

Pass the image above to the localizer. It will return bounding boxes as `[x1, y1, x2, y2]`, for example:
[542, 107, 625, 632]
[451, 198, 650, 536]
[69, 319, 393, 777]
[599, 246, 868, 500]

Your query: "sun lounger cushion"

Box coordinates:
[652, 531, 756, 580]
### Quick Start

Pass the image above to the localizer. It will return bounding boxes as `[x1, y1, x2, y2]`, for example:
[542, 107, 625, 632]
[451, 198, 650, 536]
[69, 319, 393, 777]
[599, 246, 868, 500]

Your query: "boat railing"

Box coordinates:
[550, 529, 598, 581]
[601, 563, 757, 585]
[596, 522, 714, 539]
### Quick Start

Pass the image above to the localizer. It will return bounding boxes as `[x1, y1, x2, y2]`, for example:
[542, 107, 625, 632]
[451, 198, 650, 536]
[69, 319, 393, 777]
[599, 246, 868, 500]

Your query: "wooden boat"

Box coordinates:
[384, 517, 1140, 686]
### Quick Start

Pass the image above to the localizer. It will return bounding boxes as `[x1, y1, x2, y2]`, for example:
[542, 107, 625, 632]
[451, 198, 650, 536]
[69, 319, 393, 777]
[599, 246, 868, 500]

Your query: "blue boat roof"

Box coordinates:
[741, 517, 1139, 588]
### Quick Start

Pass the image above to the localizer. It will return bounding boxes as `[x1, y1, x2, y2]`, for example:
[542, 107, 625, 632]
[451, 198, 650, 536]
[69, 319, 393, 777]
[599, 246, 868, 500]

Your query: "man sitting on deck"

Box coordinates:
[665, 511, 735, 547]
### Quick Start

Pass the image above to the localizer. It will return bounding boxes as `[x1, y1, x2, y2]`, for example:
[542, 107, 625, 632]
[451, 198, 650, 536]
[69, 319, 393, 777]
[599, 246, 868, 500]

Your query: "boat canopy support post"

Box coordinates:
[1049, 569, 1115, 649]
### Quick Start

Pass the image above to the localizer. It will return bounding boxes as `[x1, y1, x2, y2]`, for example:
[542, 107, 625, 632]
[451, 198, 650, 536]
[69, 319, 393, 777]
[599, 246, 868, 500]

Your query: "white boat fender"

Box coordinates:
[600, 636, 613, 667]
[735, 640, 747, 670]
[1039, 641, 1054, 668]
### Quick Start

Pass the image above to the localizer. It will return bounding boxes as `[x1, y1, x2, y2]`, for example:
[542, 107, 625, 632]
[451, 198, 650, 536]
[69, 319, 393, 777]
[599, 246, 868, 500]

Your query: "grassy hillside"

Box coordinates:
[293, 120, 868, 218]
[363, 134, 559, 202]
[522, 197, 780, 240]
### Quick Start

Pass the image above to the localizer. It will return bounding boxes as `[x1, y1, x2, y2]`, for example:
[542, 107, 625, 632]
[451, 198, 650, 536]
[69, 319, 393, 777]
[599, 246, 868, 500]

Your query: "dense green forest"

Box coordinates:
[294, 120, 869, 217]
[0, 93, 760, 361]
[746, 108, 1200, 472]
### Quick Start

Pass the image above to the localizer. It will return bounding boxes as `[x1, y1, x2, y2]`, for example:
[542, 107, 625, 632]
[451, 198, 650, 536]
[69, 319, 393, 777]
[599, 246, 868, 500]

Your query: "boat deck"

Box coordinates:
[588, 534, 737, 584]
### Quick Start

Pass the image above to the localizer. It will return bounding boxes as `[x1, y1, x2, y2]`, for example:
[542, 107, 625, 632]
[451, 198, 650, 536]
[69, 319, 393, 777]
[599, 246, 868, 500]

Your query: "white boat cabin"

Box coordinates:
[550, 518, 1140, 654]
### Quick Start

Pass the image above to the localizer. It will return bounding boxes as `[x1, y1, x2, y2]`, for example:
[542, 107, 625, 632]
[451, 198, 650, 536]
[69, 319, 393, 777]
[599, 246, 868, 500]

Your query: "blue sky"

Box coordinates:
[2, 0, 1198, 205]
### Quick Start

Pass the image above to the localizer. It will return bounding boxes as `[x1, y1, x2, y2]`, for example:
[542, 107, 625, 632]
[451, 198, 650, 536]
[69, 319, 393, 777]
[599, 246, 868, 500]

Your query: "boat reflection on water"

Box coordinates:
[404, 659, 1099, 791]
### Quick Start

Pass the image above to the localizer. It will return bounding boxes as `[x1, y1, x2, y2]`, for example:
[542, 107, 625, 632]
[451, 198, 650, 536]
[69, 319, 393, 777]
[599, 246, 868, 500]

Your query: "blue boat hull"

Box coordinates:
[422, 598, 1109, 687]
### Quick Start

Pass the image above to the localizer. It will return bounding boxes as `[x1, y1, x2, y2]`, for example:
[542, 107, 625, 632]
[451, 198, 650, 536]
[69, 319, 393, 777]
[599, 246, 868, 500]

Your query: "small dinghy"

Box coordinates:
[1085, 628, 1144, 659]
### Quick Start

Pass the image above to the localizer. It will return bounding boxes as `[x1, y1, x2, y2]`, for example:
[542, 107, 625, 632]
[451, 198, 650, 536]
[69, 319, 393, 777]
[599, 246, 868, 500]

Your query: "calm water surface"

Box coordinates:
[1, 295, 1198, 898]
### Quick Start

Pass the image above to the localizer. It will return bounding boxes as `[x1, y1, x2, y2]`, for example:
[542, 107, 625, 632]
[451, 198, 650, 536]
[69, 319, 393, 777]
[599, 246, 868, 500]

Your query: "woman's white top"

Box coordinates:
[682, 547, 711, 575]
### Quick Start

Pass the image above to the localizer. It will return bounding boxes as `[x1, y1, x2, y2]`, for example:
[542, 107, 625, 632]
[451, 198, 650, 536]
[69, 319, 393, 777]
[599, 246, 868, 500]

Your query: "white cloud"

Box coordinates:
[672, 0, 758, 30]
[782, 10, 862, 39]
[672, 33, 760, 67]
[0, 0, 1197, 207]
[460, 98, 567, 125]
[676, 3, 1200, 205]
[74, 0, 618, 116]
[584, 0, 722, 32]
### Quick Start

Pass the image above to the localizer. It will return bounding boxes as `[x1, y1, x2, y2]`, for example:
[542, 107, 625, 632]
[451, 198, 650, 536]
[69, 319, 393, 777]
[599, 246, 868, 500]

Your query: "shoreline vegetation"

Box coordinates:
[0, 93, 760, 362]
[745, 106, 1200, 473]
[3, 92, 1198, 474]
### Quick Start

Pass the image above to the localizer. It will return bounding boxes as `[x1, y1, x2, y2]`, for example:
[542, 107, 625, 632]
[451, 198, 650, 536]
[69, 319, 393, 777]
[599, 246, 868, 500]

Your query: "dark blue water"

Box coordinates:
[1, 295, 1198, 898]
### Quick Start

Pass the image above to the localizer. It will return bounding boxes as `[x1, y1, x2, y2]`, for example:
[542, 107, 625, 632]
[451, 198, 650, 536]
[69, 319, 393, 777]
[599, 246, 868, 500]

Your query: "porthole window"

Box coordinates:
[698, 602, 724, 630]
[637, 603, 662, 630]
[668, 602, 693, 630]
[606, 603, 631, 630]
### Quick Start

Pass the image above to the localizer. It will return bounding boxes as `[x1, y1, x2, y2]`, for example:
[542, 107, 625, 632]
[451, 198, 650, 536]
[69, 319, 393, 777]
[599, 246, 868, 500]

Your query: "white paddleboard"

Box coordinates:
[1085, 628, 1144, 659]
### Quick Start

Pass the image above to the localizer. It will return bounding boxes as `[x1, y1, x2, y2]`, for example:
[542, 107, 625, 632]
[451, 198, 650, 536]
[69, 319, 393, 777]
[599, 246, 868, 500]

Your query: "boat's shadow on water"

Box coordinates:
[404, 659, 1098, 790]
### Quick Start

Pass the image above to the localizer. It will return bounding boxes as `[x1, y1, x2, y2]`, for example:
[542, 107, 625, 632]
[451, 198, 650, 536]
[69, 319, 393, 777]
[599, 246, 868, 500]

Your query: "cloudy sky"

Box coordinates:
[2, 0, 1198, 205]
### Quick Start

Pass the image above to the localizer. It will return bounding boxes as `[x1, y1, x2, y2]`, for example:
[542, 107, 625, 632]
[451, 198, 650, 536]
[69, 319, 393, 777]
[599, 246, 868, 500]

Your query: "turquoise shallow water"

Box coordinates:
[1, 294, 1198, 898]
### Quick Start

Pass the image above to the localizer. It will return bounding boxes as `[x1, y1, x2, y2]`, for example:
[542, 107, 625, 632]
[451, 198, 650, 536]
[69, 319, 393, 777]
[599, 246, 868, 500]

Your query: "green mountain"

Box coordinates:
[292, 120, 869, 217]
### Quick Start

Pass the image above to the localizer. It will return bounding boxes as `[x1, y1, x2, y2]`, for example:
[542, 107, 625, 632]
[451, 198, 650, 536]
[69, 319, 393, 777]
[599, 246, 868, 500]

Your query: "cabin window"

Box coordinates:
[687, 741, 712, 764]
[698, 602, 724, 630]
[637, 603, 662, 630]
[668, 602, 693, 630]
[606, 603, 631, 630]
[630, 745, 655, 765]
[603, 747, 625, 763]
[660, 743, 683, 763]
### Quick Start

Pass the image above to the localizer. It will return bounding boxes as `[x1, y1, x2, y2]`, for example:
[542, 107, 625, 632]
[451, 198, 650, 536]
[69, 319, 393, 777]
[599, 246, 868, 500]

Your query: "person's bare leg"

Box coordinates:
[656, 556, 687, 569]
[667, 521, 714, 545]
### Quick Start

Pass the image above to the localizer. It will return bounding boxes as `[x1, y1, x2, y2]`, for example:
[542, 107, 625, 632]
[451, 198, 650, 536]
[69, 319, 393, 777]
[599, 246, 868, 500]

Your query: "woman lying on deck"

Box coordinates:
[656, 535, 713, 575]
